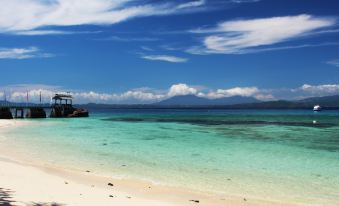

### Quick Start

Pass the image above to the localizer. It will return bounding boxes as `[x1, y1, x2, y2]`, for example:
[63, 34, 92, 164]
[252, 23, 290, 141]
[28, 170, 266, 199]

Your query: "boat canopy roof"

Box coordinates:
[52, 94, 73, 100]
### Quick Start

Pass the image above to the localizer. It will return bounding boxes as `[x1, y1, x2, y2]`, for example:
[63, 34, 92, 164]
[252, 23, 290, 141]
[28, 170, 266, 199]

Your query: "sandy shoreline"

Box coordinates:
[1, 155, 187, 206]
[0, 120, 299, 206]
[0, 120, 26, 129]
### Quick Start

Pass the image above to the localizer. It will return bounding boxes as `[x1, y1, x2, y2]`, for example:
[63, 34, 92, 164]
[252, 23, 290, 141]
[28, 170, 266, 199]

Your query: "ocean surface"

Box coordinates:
[1, 109, 339, 205]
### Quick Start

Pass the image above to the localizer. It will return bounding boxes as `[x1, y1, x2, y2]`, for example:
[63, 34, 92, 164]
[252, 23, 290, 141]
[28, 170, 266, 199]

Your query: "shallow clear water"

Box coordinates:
[1, 109, 339, 205]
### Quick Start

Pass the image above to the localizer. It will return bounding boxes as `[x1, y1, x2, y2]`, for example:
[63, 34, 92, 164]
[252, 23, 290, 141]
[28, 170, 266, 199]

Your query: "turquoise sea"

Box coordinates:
[1, 109, 339, 205]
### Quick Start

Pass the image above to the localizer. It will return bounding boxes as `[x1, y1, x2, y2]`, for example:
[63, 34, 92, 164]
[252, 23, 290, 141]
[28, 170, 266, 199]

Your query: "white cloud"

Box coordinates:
[254, 94, 275, 101]
[230, 0, 260, 3]
[142, 55, 188, 63]
[0, 84, 167, 104]
[0, 0, 206, 34]
[240, 42, 339, 54]
[70, 90, 166, 104]
[300, 84, 339, 95]
[100, 36, 158, 42]
[167, 83, 198, 97]
[0, 84, 60, 102]
[120, 90, 164, 101]
[12, 30, 102, 36]
[141, 46, 154, 51]
[13, 30, 74, 36]
[188, 14, 336, 54]
[177, 0, 205, 9]
[160, 45, 183, 51]
[204, 87, 259, 98]
[0, 47, 53, 59]
[326, 59, 339, 67]
[10, 89, 55, 103]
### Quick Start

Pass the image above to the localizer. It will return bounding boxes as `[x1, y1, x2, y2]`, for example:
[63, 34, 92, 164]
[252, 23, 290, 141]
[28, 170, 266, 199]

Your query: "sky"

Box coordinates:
[0, 0, 339, 104]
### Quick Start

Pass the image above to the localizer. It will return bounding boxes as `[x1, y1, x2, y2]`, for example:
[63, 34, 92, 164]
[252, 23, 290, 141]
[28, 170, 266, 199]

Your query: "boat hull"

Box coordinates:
[50, 106, 89, 118]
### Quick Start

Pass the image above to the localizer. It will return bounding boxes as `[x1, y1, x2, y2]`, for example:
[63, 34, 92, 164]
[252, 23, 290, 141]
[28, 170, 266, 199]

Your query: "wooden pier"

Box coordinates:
[14, 108, 24, 118]
[0, 105, 50, 119]
[0, 93, 88, 119]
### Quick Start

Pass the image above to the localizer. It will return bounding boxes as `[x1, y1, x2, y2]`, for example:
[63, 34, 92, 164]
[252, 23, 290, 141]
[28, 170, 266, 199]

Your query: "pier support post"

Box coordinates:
[0, 107, 13, 119]
[26, 107, 46, 118]
[15, 108, 24, 118]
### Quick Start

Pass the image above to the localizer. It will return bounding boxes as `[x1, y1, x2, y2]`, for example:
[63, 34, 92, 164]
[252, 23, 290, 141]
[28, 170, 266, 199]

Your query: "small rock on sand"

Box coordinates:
[108, 183, 114, 186]
[189, 200, 199, 203]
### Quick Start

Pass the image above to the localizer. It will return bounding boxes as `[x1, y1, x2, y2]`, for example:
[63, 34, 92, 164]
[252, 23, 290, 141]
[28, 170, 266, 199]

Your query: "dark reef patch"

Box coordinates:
[102, 117, 336, 128]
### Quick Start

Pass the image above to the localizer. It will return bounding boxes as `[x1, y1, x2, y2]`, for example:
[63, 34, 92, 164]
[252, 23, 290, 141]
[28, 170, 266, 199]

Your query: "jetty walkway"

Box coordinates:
[0, 103, 50, 119]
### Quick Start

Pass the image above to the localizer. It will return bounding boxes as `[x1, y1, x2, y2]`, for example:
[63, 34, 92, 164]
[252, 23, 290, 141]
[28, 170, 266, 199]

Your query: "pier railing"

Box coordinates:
[0, 102, 51, 109]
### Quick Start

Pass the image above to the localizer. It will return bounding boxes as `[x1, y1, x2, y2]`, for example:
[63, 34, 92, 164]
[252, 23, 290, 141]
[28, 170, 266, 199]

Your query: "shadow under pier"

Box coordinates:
[0, 107, 47, 119]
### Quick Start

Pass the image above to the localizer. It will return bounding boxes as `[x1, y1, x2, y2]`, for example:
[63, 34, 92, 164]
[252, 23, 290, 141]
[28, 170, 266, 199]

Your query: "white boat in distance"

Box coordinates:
[313, 105, 322, 111]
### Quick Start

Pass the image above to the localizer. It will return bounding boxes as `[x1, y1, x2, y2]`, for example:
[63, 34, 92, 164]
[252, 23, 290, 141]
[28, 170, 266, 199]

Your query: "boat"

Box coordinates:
[50, 94, 89, 118]
[313, 105, 321, 112]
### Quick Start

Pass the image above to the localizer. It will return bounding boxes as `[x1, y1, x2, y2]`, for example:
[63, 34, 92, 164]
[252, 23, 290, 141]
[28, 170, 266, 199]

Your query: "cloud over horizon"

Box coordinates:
[300, 84, 339, 95]
[1, 83, 339, 104]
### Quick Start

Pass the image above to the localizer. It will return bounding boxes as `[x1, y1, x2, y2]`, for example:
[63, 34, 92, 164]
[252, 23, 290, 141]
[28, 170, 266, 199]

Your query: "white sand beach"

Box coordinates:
[0, 120, 22, 129]
[0, 156, 298, 206]
[0, 157, 178, 206]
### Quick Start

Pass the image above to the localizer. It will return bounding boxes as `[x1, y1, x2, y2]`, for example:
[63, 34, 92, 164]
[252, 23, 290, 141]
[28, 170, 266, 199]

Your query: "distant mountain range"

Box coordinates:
[220, 95, 339, 109]
[2, 95, 339, 109]
[298, 95, 339, 107]
[155, 94, 261, 106]
[154, 94, 339, 108]
[81, 94, 339, 109]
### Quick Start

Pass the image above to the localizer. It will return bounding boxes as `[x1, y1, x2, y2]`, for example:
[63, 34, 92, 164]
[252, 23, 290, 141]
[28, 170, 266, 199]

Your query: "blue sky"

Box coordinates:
[0, 0, 339, 103]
